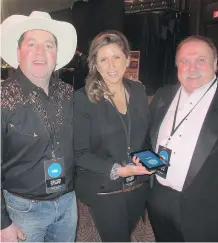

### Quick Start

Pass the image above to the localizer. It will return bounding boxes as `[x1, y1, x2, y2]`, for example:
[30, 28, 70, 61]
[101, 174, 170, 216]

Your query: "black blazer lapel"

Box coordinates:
[183, 86, 218, 190]
[124, 80, 148, 123]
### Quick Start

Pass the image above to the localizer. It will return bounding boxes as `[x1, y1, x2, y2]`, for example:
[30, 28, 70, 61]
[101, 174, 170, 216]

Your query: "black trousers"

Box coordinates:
[89, 182, 149, 242]
[147, 180, 185, 242]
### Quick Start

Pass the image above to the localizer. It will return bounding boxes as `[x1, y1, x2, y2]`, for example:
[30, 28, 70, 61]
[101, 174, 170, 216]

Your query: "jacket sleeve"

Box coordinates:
[1, 191, 12, 229]
[1, 109, 12, 229]
[73, 90, 114, 177]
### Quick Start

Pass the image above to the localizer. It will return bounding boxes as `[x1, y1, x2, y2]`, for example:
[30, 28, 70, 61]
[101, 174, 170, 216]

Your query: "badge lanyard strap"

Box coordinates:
[165, 78, 217, 147]
[109, 88, 131, 163]
[34, 88, 57, 160]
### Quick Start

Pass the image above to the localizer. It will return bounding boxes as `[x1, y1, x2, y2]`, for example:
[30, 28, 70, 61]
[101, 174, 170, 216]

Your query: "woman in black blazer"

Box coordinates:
[74, 30, 152, 242]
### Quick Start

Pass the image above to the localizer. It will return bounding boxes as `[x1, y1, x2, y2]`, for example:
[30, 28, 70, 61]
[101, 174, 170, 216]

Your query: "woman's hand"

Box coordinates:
[117, 156, 154, 177]
[132, 155, 142, 166]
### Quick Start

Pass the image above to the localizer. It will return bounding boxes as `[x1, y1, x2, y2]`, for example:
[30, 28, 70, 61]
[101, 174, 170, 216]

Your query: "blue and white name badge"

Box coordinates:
[123, 160, 136, 189]
[44, 157, 66, 194]
[156, 145, 172, 179]
[123, 175, 136, 188]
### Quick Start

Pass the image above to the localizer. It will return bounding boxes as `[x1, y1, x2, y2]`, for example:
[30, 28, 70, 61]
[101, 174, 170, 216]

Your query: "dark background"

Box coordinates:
[50, 0, 218, 93]
[1, 0, 218, 92]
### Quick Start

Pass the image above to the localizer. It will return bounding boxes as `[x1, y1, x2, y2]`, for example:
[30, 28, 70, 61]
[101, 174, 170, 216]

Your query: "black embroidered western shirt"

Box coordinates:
[1, 68, 75, 229]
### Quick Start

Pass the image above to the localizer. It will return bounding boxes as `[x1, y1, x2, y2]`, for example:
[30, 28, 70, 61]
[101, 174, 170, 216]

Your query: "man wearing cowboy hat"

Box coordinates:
[1, 11, 78, 242]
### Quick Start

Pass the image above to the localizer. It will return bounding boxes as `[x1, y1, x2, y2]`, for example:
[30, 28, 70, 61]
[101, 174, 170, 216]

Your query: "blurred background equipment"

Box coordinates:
[60, 49, 88, 90]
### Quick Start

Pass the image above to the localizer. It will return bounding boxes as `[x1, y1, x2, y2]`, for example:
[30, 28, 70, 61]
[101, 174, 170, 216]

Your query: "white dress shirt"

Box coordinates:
[156, 77, 217, 191]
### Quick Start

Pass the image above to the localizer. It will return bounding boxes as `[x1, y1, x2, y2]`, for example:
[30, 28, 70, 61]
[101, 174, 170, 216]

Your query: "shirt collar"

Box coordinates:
[16, 67, 58, 96]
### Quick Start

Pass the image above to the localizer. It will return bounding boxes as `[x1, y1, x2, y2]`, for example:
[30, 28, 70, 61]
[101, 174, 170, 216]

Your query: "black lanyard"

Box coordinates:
[109, 88, 131, 160]
[170, 78, 217, 137]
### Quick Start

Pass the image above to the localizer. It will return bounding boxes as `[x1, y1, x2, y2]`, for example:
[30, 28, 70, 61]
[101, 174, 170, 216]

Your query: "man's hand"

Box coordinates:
[0, 223, 25, 242]
[117, 156, 154, 177]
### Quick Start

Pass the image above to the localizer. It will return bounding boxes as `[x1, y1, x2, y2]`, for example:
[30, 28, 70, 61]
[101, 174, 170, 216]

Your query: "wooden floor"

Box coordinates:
[76, 200, 155, 242]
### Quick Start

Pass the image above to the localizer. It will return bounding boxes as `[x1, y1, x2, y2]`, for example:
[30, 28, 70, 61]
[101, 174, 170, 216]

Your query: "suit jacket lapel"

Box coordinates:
[149, 85, 179, 188]
[183, 85, 218, 190]
[151, 101, 167, 148]
[150, 85, 179, 148]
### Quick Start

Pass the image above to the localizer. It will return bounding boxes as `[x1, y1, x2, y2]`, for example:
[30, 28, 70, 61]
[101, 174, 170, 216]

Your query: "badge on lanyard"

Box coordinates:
[123, 175, 136, 188]
[123, 158, 136, 189]
[156, 145, 172, 179]
[44, 157, 66, 194]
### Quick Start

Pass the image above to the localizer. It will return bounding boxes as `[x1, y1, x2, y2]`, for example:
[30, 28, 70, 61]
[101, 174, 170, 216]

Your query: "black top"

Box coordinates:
[74, 79, 150, 206]
[1, 68, 75, 229]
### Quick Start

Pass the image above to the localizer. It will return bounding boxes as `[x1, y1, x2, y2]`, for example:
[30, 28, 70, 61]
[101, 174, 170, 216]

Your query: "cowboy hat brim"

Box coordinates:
[1, 14, 77, 71]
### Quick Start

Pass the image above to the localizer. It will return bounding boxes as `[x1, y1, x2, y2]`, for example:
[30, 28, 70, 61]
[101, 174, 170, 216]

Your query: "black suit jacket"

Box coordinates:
[74, 79, 150, 206]
[149, 82, 218, 241]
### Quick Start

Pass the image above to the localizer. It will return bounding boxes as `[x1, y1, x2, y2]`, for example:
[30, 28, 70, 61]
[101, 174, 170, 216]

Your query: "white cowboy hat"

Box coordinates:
[0, 11, 77, 70]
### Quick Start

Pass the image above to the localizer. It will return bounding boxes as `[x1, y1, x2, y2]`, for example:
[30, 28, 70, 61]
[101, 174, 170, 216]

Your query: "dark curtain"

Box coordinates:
[124, 12, 190, 94]
[140, 13, 160, 95]
[71, 2, 91, 53]
[51, 0, 124, 54]
[50, 0, 125, 89]
[88, 0, 124, 40]
[50, 8, 73, 24]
